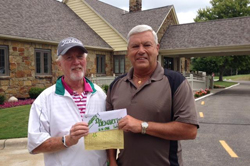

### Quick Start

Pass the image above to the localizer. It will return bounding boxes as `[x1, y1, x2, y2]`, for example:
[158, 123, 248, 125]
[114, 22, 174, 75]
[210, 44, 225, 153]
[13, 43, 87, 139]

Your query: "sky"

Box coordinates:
[99, 0, 212, 24]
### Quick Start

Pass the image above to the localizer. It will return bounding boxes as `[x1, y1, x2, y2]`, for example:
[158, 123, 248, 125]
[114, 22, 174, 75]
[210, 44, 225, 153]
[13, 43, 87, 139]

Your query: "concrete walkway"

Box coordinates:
[0, 84, 240, 166]
[0, 138, 44, 166]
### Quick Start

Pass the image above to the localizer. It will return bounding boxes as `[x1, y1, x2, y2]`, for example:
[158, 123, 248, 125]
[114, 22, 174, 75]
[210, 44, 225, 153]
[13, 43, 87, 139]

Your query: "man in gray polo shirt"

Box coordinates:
[106, 25, 199, 166]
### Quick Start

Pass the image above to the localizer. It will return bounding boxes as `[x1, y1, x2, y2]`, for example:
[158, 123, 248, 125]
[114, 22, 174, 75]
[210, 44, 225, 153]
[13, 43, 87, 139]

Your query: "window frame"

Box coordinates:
[35, 49, 52, 76]
[163, 57, 174, 70]
[113, 55, 125, 75]
[96, 54, 106, 75]
[0, 45, 9, 76]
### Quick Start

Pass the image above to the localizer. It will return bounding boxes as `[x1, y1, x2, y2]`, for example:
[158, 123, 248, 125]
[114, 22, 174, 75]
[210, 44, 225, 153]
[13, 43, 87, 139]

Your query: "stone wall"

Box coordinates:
[0, 39, 58, 99]
[85, 49, 113, 77]
[129, 0, 142, 12]
[0, 39, 113, 100]
[180, 57, 191, 73]
[157, 10, 177, 42]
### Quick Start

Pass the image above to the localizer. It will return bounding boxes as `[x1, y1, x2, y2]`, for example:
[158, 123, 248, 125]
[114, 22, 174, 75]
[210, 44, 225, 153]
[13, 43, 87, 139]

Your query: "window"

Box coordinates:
[96, 55, 106, 74]
[114, 55, 125, 74]
[185, 59, 188, 72]
[0, 46, 9, 76]
[163, 57, 174, 70]
[35, 49, 51, 75]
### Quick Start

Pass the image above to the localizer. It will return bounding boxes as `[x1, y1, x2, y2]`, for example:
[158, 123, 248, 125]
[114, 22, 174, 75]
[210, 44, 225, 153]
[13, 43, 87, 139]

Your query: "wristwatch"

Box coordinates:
[62, 135, 68, 148]
[141, 122, 148, 134]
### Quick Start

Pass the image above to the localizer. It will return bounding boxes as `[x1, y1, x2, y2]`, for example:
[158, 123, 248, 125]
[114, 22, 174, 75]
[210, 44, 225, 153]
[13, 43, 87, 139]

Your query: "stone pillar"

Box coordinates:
[129, 0, 142, 12]
[190, 74, 194, 90]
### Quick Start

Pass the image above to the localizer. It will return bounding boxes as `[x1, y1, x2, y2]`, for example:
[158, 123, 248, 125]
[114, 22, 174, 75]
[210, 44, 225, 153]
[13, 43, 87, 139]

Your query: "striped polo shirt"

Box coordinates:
[61, 76, 93, 121]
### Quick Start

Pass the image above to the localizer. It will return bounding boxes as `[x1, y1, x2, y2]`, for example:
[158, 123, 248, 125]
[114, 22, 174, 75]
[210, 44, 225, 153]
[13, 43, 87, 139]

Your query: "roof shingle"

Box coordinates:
[160, 16, 250, 50]
[85, 0, 172, 39]
[0, 0, 111, 48]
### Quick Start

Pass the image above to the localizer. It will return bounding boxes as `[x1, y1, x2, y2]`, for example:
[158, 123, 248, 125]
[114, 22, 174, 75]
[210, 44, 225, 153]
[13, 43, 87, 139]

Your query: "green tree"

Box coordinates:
[194, 0, 250, 22]
[192, 0, 250, 81]
[191, 57, 219, 74]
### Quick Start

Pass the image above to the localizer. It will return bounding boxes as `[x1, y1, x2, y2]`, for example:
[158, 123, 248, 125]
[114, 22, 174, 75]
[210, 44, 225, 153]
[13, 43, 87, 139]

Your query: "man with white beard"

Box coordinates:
[28, 37, 107, 166]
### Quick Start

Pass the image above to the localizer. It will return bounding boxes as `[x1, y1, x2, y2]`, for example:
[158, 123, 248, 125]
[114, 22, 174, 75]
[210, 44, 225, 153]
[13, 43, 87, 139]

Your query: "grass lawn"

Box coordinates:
[214, 81, 237, 88]
[0, 105, 31, 139]
[214, 74, 250, 81]
[213, 74, 249, 88]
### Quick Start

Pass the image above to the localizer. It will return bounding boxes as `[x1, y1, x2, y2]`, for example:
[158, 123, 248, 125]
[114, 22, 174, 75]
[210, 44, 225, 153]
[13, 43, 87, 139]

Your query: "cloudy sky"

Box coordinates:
[99, 0, 212, 24]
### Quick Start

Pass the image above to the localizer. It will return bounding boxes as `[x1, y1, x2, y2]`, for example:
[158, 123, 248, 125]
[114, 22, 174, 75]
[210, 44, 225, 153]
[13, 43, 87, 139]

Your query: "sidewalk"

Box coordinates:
[0, 138, 27, 150]
[0, 138, 44, 166]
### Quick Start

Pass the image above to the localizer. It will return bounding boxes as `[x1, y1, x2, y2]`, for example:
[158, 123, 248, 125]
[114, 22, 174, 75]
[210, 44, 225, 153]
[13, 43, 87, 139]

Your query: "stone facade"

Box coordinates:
[0, 39, 113, 100]
[129, 0, 142, 12]
[157, 10, 177, 42]
[180, 57, 191, 73]
[86, 49, 113, 77]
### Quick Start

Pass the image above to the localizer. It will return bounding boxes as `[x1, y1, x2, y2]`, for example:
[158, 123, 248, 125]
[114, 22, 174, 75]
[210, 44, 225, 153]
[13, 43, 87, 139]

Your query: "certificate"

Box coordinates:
[82, 109, 127, 133]
[83, 109, 127, 150]
[84, 130, 124, 150]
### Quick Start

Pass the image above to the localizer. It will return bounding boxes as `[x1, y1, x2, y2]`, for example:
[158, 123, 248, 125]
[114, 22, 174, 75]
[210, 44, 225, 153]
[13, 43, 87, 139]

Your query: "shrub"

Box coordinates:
[101, 84, 109, 94]
[29, 87, 45, 99]
[0, 99, 34, 109]
[194, 88, 210, 98]
[0, 95, 5, 105]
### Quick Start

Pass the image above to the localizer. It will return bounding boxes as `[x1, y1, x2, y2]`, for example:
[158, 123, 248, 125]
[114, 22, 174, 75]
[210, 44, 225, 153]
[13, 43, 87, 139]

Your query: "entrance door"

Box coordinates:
[163, 57, 174, 70]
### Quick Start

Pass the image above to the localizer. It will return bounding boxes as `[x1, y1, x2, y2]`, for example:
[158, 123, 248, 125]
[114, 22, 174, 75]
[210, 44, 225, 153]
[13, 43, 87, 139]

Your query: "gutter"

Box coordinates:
[159, 44, 250, 57]
[0, 34, 114, 51]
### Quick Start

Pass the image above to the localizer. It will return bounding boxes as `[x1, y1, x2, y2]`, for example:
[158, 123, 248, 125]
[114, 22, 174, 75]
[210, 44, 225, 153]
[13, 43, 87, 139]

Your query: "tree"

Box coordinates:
[192, 55, 250, 81]
[191, 57, 219, 75]
[192, 0, 250, 81]
[194, 0, 250, 22]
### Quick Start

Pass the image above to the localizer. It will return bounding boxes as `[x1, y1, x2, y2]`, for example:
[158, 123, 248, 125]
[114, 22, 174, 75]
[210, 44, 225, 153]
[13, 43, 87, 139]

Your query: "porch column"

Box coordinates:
[158, 54, 163, 66]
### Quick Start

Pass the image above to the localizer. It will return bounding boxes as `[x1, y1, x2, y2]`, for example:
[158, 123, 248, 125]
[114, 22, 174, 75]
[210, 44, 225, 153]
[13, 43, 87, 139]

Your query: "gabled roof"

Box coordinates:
[0, 0, 111, 49]
[64, 0, 128, 51]
[84, 0, 173, 39]
[123, 6, 174, 36]
[160, 16, 250, 56]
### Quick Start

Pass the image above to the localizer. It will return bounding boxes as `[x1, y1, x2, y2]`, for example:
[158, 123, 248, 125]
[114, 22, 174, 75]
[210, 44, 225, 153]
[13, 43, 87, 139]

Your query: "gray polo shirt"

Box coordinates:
[106, 63, 198, 166]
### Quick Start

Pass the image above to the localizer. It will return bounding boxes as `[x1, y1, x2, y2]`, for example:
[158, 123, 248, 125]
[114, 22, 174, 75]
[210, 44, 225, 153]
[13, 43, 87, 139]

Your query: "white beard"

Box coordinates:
[70, 69, 85, 81]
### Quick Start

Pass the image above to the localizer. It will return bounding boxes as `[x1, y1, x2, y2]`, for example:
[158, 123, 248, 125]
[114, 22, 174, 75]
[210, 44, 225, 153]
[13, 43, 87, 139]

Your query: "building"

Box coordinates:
[1, 0, 250, 99]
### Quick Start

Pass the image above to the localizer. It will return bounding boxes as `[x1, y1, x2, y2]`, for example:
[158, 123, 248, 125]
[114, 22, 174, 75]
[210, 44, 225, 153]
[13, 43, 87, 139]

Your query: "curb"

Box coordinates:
[0, 139, 5, 150]
[195, 83, 240, 101]
[0, 138, 27, 150]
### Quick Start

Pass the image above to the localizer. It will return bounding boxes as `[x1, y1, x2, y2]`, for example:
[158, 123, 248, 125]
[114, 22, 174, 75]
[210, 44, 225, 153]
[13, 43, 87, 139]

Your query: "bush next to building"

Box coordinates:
[101, 84, 109, 94]
[0, 95, 5, 105]
[29, 87, 45, 99]
[194, 89, 211, 98]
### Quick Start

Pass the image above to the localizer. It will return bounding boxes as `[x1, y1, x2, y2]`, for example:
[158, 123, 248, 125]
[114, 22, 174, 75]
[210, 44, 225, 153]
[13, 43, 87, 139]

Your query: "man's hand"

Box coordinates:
[118, 115, 142, 133]
[66, 122, 89, 146]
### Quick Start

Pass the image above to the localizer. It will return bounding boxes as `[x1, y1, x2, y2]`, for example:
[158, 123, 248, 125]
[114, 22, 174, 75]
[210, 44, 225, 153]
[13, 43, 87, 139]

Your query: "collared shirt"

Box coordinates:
[106, 62, 198, 166]
[61, 77, 93, 121]
[28, 77, 107, 166]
